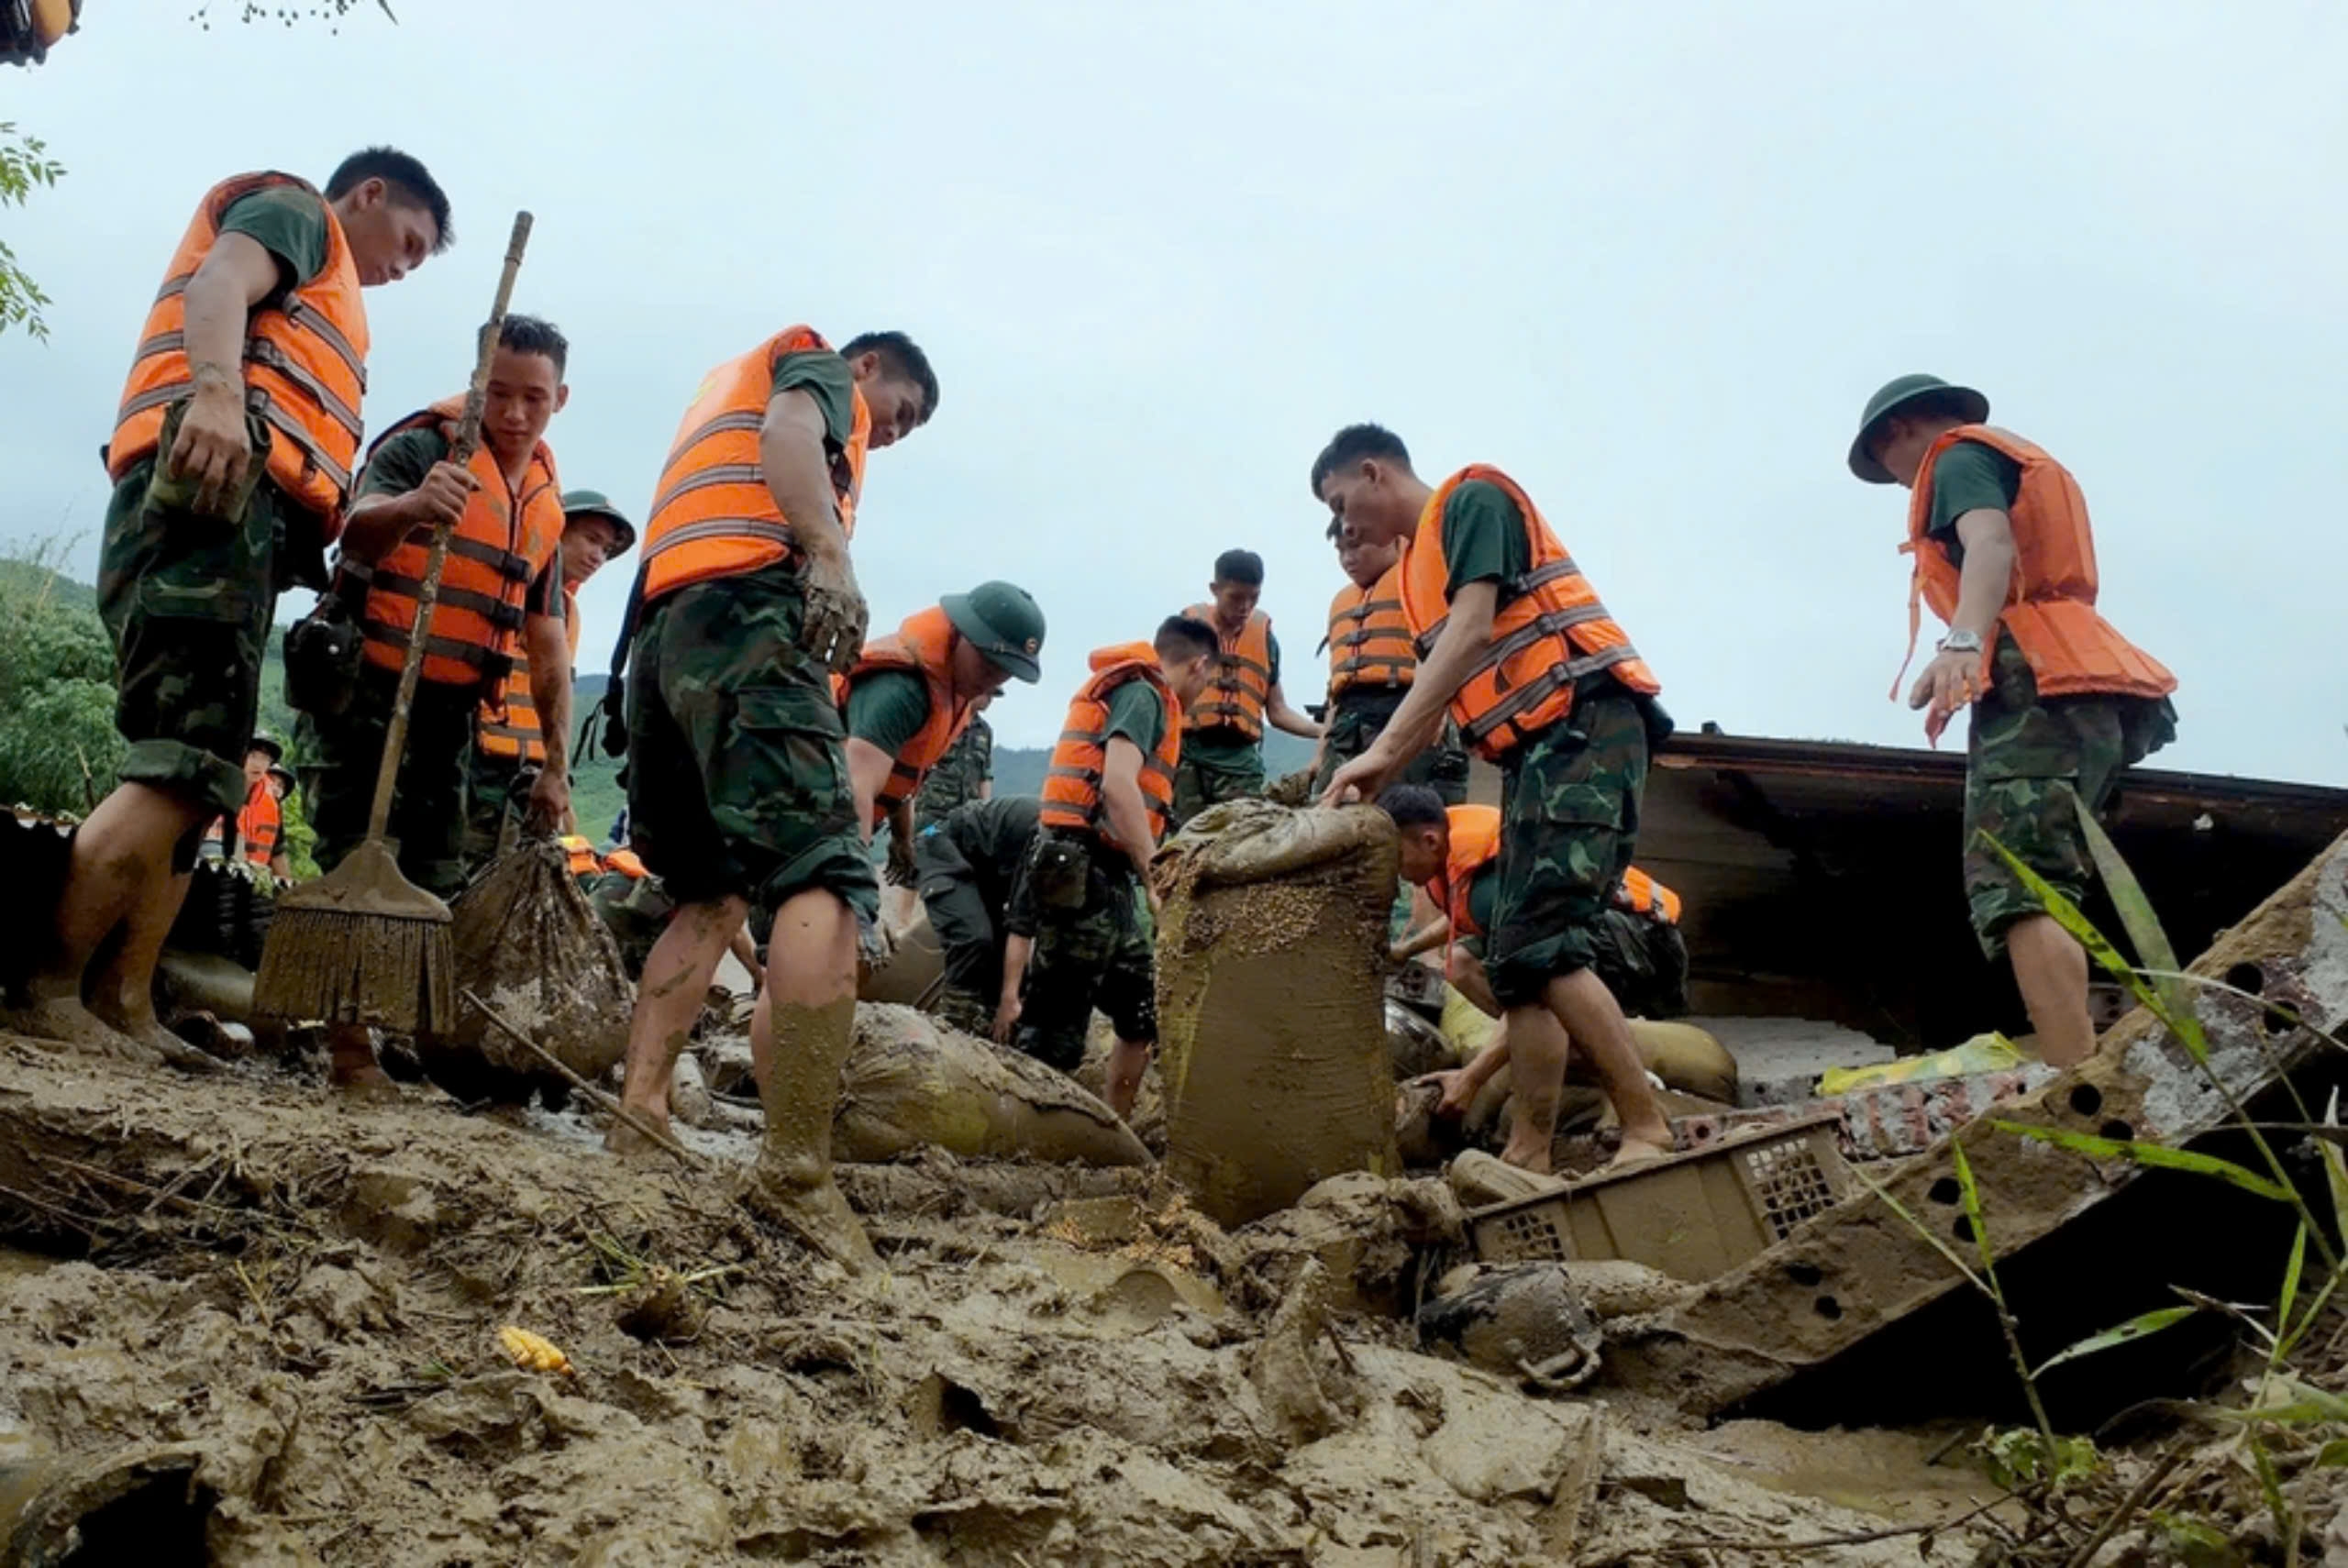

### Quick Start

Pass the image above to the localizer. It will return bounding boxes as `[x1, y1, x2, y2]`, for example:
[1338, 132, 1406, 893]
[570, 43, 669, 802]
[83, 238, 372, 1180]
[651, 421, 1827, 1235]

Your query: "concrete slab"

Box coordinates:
[1691, 1016, 1899, 1108]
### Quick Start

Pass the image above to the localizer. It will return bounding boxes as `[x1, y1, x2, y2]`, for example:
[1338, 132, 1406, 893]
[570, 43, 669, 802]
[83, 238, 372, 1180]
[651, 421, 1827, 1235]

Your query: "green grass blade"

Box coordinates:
[2321, 1090, 2348, 1257]
[2073, 794, 2187, 1015]
[1992, 1121, 2294, 1202]
[1951, 1137, 1999, 1279]
[1848, 1163, 1983, 1294]
[2274, 1222, 2308, 1351]
[2031, 1305, 2202, 1380]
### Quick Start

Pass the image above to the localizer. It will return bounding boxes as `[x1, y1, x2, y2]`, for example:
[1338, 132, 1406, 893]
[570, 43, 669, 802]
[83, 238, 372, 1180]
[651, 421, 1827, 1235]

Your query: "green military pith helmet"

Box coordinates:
[561, 488, 637, 554]
[942, 581, 1047, 683]
[1847, 374, 1989, 485]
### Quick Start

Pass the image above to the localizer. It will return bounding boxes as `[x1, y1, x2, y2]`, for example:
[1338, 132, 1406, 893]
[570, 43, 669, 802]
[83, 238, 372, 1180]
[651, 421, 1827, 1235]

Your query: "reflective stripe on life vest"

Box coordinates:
[1326, 561, 1415, 696]
[349, 396, 565, 689]
[1896, 425, 2176, 704]
[1614, 865, 1681, 925]
[1038, 643, 1182, 843]
[108, 171, 372, 531]
[639, 326, 870, 603]
[1398, 465, 1659, 762]
[478, 583, 582, 764]
[832, 604, 978, 827]
[1182, 603, 1272, 740]
[237, 778, 282, 866]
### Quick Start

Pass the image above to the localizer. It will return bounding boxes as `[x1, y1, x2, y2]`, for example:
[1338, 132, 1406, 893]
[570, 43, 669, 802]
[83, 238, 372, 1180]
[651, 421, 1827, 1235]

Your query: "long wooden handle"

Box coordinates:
[362, 212, 534, 847]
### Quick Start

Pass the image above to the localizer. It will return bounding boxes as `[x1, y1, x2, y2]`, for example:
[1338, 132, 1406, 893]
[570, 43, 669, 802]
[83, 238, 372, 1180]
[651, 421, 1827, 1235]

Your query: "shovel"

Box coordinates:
[253, 211, 534, 1033]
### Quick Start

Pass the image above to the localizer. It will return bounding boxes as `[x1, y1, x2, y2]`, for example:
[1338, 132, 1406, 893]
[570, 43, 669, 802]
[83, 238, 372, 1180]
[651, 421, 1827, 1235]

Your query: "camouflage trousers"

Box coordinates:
[587, 867, 674, 980]
[1013, 834, 1156, 1072]
[1170, 743, 1263, 829]
[1484, 690, 1651, 1010]
[301, 663, 475, 900]
[1963, 634, 2176, 956]
[461, 746, 536, 874]
[1310, 689, 1470, 803]
[623, 565, 877, 922]
[95, 423, 300, 836]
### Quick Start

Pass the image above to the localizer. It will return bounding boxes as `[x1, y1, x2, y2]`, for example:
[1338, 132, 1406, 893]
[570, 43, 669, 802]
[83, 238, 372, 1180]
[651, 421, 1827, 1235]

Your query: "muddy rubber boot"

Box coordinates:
[743, 996, 879, 1274]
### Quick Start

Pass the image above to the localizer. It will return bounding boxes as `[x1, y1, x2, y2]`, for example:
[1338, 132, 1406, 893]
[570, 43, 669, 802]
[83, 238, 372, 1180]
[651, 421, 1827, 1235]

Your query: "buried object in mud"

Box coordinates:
[1605, 829, 2348, 1417]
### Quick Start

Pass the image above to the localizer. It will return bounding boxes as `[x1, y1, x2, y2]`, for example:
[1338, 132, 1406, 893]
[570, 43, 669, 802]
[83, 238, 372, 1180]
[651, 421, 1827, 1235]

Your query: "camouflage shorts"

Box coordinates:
[95, 431, 295, 827]
[1013, 835, 1155, 1071]
[1963, 635, 2176, 956]
[623, 565, 877, 922]
[461, 746, 532, 873]
[303, 663, 475, 900]
[1171, 743, 1264, 828]
[1311, 690, 1470, 803]
[1483, 689, 1650, 1010]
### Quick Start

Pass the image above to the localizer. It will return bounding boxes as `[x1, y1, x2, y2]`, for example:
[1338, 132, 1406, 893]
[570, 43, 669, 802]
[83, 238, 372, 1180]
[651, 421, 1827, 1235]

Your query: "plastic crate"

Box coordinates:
[1465, 1112, 1855, 1284]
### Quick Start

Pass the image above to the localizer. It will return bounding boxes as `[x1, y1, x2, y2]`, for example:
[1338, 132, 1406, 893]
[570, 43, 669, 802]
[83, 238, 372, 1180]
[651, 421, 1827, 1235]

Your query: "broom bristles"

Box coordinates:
[254, 906, 455, 1035]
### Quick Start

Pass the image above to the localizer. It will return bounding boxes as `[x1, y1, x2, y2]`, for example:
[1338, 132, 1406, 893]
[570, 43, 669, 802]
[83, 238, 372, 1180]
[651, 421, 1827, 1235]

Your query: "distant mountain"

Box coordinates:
[0, 558, 97, 613]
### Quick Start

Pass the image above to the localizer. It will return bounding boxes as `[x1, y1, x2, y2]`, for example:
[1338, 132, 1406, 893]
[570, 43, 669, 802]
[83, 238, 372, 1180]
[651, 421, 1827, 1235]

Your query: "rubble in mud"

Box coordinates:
[0, 1035, 2003, 1566]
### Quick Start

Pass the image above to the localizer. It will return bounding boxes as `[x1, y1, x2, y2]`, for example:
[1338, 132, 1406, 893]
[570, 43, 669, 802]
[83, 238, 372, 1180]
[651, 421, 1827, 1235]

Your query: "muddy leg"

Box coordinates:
[1498, 1005, 1567, 1172]
[325, 1021, 399, 1099]
[744, 888, 875, 1273]
[12, 783, 205, 1066]
[86, 871, 217, 1072]
[1103, 1038, 1150, 1121]
[1545, 968, 1671, 1166]
[2006, 914, 2096, 1069]
[612, 896, 746, 1155]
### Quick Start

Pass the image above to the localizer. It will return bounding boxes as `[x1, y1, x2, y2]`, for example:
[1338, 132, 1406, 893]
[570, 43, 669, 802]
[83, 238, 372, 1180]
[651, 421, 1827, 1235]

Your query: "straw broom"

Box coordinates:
[253, 212, 534, 1034]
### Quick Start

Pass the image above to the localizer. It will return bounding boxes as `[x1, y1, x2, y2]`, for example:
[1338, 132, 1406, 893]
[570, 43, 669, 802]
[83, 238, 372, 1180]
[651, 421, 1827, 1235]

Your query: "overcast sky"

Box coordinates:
[5, 2, 2342, 780]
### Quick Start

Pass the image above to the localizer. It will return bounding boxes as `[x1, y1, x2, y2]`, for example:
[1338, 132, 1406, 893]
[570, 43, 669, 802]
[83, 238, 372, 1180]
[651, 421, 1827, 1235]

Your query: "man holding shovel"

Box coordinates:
[16, 150, 450, 1067]
[303, 314, 576, 1093]
[608, 326, 939, 1272]
[1312, 424, 1677, 1174]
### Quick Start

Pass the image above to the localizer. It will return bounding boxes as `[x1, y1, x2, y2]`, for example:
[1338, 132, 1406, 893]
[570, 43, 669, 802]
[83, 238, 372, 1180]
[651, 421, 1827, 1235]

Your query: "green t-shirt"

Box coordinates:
[1463, 862, 1497, 938]
[1188, 624, 1282, 758]
[1923, 440, 2021, 569]
[845, 668, 932, 758]
[219, 186, 331, 306]
[1440, 479, 1532, 600]
[770, 348, 856, 448]
[936, 792, 1039, 889]
[1104, 679, 1168, 758]
[353, 427, 562, 619]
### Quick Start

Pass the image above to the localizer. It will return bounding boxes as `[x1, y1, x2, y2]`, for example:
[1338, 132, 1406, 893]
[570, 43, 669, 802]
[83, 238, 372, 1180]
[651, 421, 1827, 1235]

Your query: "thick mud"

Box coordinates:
[0, 1034, 1992, 1565]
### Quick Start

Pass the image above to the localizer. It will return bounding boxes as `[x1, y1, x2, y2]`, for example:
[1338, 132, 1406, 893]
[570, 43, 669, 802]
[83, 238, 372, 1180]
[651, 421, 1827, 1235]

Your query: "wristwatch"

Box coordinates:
[1937, 628, 1985, 656]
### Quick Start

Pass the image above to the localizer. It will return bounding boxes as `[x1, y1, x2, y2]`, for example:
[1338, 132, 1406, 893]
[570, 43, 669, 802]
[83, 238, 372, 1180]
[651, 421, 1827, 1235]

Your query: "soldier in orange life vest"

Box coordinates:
[1310, 517, 1468, 802]
[17, 149, 449, 1070]
[238, 758, 294, 884]
[304, 314, 577, 1094]
[200, 734, 284, 867]
[1001, 616, 1219, 1117]
[463, 490, 637, 872]
[1850, 375, 2178, 1068]
[1170, 548, 1325, 827]
[1313, 423, 1676, 1173]
[842, 583, 1046, 889]
[1380, 789, 1689, 1126]
[608, 326, 937, 1273]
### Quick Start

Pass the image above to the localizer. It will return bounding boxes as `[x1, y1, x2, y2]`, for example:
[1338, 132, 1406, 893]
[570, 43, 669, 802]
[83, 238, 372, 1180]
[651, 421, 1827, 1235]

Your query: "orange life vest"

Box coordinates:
[1614, 866, 1681, 926]
[200, 818, 229, 859]
[1183, 604, 1273, 739]
[108, 172, 371, 532]
[559, 834, 602, 878]
[1326, 562, 1415, 697]
[349, 396, 565, 689]
[833, 605, 977, 826]
[1039, 644, 1183, 845]
[1430, 805, 1502, 939]
[604, 847, 648, 880]
[237, 778, 282, 867]
[639, 326, 869, 603]
[478, 583, 581, 765]
[1399, 466, 1660, 762]
[1899, 426, 2176, 702]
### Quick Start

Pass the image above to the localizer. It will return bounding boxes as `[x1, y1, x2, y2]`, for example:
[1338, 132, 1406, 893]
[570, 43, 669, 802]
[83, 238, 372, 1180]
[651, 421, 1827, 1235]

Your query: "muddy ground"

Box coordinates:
[0, 1031, 2011, 1566]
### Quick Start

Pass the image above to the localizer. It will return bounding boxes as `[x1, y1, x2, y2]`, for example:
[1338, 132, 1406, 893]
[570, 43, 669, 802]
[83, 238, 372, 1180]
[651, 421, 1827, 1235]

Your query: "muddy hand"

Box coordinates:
[801, 553, 869, 677]
[1319, 748, 1388, 809]
[523, 765, 571, 835]
[166, 381, 254, 518]
[884, 833, 917, 889]
[1908, 649, 1981, 747]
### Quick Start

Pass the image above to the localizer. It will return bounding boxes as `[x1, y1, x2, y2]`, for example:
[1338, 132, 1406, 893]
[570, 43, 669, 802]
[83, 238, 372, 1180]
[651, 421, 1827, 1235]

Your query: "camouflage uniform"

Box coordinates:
[1962, 632, 2175, 956]
[914, 795, 1040, 1035]
[1003, 828, 1155, 1072]
[1310, 690, 1470, 803]
[1170, 743, 1263, 828]
[299, 664, 476, 899]
[912, 715, 993, 832]
[622, 563, 877, 921]
[588, 867, 675, 979]
[460, 750, 536, 872]
[1484, 684, 1661, 1010]
[95, 408, 305, 847]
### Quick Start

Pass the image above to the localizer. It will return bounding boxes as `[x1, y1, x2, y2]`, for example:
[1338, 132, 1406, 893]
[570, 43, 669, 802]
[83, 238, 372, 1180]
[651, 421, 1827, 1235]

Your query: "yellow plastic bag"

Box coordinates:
[1818, 1032, 2032, 1096]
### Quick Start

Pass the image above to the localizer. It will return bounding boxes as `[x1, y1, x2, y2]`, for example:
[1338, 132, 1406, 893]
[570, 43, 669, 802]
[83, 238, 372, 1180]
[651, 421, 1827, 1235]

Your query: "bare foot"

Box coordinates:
[89, 1001, 222, 1074]
[6, 995, 166, 1066]
[604, 1103, 672, 1158]
[1498, 1135, 1556, 1176]
[1601, 1135, 1674, 1174]
[328, 1037, 403, 1102]
[741, 1150, 880, 1275]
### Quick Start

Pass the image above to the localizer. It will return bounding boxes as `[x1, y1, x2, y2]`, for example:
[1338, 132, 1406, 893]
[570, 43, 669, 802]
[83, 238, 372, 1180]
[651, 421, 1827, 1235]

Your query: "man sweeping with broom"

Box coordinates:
[294, 314, 579, 1093]
[606, 326, 940, 1273]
